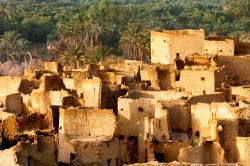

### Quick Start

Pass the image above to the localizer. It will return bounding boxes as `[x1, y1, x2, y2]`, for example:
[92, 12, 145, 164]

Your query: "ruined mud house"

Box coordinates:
[0, 29, 250, 166]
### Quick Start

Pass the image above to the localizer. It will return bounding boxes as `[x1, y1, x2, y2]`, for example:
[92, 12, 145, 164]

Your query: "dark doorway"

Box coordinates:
[154, 152, 165, 162]
[51, 106, 60, 131]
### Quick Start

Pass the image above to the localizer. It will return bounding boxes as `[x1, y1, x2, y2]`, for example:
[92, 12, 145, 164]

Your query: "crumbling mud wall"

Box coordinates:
[151, 30, 205, 64]
[140, 64, 174, 90]
[58, 107, 117, 164]
[205, 38, 234, 56]
[176, 69, 215, 95]
[19, 79, 40, 94]
[153, 102, 170, 143]
[0, 144, 19, 166]
[0, 93, 23, 115]
[217, 56, 250, 85]
[191, 103, 217, 142]
[138, 105, 171, 163]
[71, 137, 119, 166]
[80, 77, 102, 108]
[237, 108, 250, 137]
[191, 103, 238, 142]
[230, 86, 250, 102]
[0, 135, 56, 166]
[99, 61, 175, 91]
[157, 65, 175, 90]
[138, 116, 151, 163]
[161, 100, 191, 132]
[44, 61, 63, 75]
[118, 90, 189, 164]
[188, 92, 225, 105]
[236, 137, 250, 166]
[118, 136, 139, 165]
[59, 107, 116, 137]
[98, 71, 117, 87]
[35, 135, 57, 166]
[128, 90, 189, 101]
[218, 119, 239, 163]
[0, 77, 21, 97]
[39, 74, 66, 91]
[153, 141, 190, 163]
[63, 78, 75, 89]
[2, 113, 49, 142]
[178, 142, 227, 164]
[30, 89, 78, 115]
[30, 91, 51, 115]
[100, 60, 142, 78]
[191, 103, 239, 163]
[67, 70, 88, 89]
[118, 97, 155, 138]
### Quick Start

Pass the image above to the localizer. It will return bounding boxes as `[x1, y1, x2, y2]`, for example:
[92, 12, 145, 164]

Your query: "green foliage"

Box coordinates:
[0, 1, 10, 21]
[88, 44, 112, 62]
[0, 0, 250, 63]
[60, 44, 89, 68]
[0, 31, 32, 63]
[120, 23, 149, 61]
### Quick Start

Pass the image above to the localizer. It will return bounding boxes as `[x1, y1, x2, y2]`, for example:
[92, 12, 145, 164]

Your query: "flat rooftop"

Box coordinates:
[152, 29, 204, 35]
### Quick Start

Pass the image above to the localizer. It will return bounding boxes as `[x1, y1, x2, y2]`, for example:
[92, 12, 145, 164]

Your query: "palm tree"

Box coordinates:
[0, 31, 30, 62]
[89, 44, 112, 62]
[56, 22, 64, 40]
[120, 23, 149, 61]
[204, 9, 225, 24]
[82, 21, 101, 48]
[62, 18, 101, 49]
[16, 38, 30, 51]
[60, 44, 88, 69]
[87, 1, 106, 23]
[229, 0, 250, 18]
[0, 1, 10, 22]
[1, 31, 22, 49]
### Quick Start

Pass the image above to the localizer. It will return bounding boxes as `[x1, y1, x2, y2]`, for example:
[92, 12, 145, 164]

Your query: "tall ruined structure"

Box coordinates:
[0, 29, 249, 166]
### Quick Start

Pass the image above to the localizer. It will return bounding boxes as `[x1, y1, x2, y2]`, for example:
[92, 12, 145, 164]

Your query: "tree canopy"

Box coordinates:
[0, 0, 249, 62]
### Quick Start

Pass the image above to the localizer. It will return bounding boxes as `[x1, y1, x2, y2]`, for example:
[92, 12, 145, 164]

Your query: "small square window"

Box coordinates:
[176, 53, 180, 59]
[175, 73, 180, 81]
[138, 107, 144, 112]
[201, 77, 205, 81]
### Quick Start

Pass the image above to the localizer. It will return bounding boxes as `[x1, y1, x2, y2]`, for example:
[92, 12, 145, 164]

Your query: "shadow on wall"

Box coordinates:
[128, 91, 155, 99]
[218, 119, 238, 163]
[118, 99, 155, 164]
[188, 93, 225, 105]
[161, 101, 191, 132]
[118, 99, 155, 137]
[178, 142, 227, 164]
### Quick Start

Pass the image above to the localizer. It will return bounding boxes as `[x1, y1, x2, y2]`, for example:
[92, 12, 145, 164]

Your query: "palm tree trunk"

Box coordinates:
[76, 60, 80, 69]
